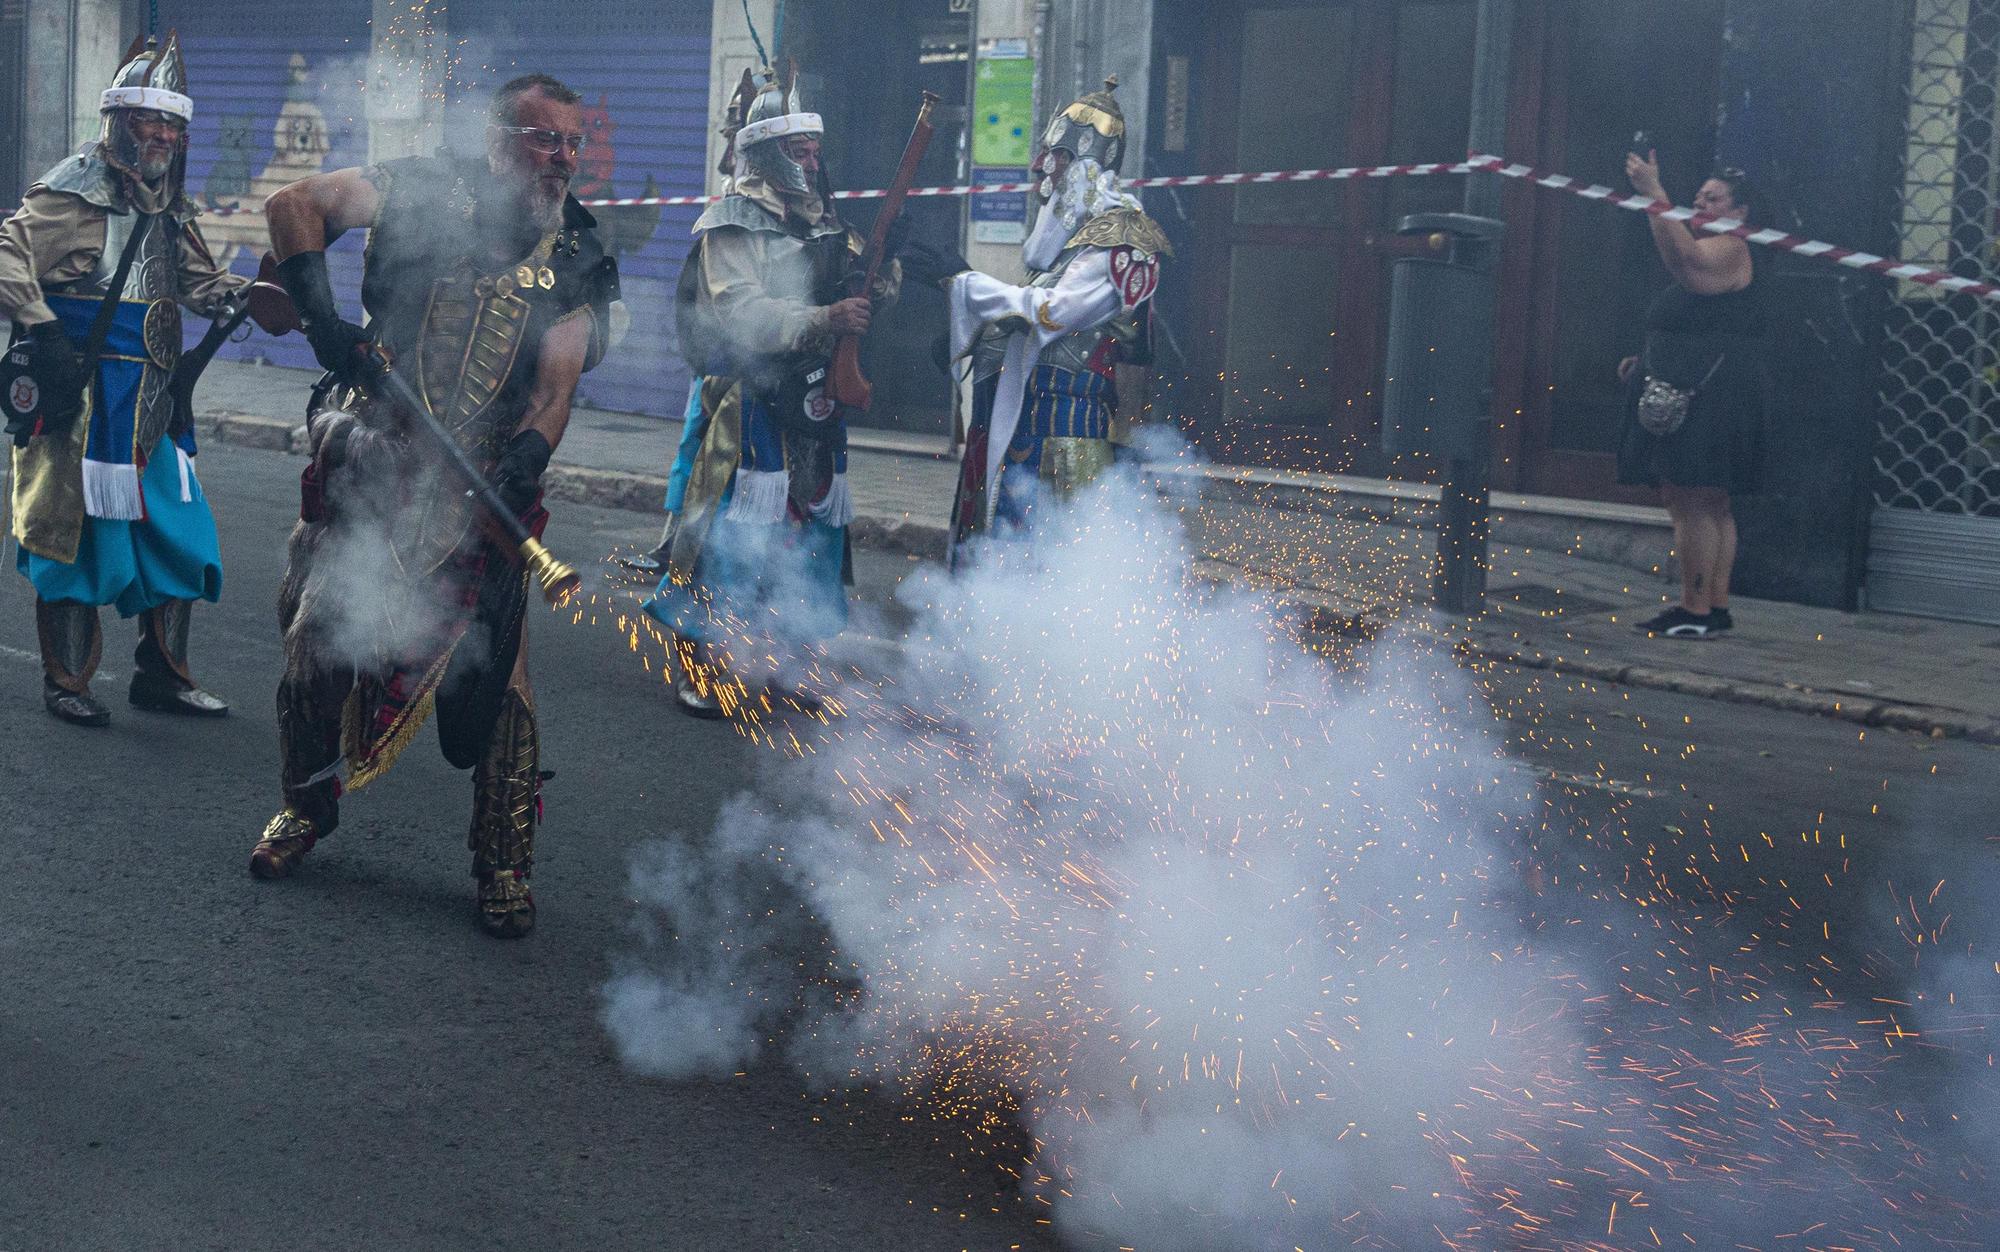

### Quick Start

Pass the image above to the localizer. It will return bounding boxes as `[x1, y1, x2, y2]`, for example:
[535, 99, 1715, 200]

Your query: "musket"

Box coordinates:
[828, 90, 941, 411]
[168, 251, 284, 436]
[248, 254, 581, 607]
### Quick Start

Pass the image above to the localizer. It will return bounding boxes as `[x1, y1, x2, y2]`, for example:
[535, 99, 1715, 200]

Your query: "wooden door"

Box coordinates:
[1183, 0, 1478, 473]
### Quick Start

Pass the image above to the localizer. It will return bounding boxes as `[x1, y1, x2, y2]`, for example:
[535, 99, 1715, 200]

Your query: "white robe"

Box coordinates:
[944, 248, 1127, 519]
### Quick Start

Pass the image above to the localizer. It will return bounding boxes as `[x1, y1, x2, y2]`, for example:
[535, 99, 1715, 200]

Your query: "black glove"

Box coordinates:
[898, 240, 972, 291]
[275, 251, 370, 380]
[4, 322, 91, 445]
[493, 428, 554, 516]
[881, 213, 913, 262]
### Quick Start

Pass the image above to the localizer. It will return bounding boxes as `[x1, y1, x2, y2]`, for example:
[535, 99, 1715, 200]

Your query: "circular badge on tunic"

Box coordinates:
[800, 383, 837, 426]
[8, 374, 39, 418]
[142, 299, 183, 371]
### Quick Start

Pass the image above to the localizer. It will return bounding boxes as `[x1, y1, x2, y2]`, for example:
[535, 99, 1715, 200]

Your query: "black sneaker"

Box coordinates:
[1634, 606, 1715, 639]
[1708, 607, 1733, 633]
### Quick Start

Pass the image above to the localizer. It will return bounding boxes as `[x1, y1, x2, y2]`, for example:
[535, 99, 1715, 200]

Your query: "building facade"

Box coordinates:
[6, 1, 1993, 622]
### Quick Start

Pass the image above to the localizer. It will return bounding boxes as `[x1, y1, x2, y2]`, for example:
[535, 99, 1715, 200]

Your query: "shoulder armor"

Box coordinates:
[35, 149, 200, 224]
[693, 194, 790, 237]
[1064, 208, 1173, 258]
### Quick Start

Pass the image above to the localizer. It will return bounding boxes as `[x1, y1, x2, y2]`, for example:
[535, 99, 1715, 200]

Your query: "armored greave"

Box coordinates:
[277, 656, 350, 836]
[469, 686, 539, 878]
[135, 599, 196, 686]
[36, 598, 103, 694]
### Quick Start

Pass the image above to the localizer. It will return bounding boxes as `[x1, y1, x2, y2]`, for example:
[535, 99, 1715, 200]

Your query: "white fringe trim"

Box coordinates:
[176, 446, 195, 504]
[82, 458, 144, 520]
[724, 469, 790, 525]
[808, 473, 854, 528]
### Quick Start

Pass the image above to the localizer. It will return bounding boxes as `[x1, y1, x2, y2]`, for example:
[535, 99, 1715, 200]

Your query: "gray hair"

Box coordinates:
[491, 73, 581, 125]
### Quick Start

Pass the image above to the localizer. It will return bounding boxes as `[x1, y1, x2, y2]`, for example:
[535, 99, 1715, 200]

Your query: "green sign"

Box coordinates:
[972, 56, 1035, 167]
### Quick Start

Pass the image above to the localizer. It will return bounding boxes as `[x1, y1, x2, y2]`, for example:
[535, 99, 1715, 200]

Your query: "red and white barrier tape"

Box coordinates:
[1465, 151, 2000, 303]
[536, 160, 1479, 206]
[182, 160, 1477, 214]
[24, 151, 1981, 302]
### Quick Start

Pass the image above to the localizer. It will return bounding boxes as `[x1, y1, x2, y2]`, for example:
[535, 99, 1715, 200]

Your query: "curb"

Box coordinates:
[195, 409, 961, 563]
[1449, 638, 2000, 745]
[194, 410, 2000, 746]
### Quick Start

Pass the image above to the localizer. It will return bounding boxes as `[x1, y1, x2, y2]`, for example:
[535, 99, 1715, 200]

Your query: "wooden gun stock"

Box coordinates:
[829, 90, 940, 411]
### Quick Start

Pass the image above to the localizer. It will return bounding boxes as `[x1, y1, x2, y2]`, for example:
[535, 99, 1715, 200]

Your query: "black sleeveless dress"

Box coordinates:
[1617, 248, 1771, 493]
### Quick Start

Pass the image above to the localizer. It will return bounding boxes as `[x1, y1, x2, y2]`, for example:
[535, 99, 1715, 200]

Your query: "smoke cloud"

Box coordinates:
[603, 446, 1994, 1248]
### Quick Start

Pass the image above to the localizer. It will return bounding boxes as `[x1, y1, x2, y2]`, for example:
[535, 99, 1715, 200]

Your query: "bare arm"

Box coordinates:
[1644, 216, 1752, 295]
[266, 166, 382, 260]
[515, 309, 592, 452]
[1626, 151, 1752, 295]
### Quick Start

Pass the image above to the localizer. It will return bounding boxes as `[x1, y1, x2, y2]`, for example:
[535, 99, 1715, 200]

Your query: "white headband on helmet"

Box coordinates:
[735, 112, 822, 148]
[101, 86, 193, 122]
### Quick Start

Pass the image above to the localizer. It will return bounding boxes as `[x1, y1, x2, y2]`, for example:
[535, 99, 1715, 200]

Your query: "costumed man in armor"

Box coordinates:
[642, 63, 899, 719]
[899, 78, 1169, 554]
[248, 73, 619, 938]
[625, 70, 758, 577]
[0, 34, 247, 726]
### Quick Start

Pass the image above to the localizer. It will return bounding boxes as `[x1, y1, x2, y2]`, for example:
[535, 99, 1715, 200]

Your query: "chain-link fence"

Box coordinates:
[1869, 0, 2000, 624]
[1878, 0, 2000, 520]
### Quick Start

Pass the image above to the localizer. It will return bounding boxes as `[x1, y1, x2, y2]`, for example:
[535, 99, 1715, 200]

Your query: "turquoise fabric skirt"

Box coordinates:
[644, 396, 847, 647]
[17, 432, 224, 615]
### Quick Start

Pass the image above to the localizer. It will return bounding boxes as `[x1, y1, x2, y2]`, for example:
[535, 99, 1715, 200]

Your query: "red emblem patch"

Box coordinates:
[9, 375, 38, 416]
[1108, 245, 1160, 312]
[802, 385, 837, 424]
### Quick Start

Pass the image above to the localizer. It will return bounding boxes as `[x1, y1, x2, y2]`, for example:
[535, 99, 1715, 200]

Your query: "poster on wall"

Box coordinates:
[970, 166, 1028, 245]
[971, 50, 1033, 167]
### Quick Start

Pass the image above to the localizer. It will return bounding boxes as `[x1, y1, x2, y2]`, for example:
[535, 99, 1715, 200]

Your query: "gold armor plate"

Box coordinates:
[141, 299, 183, 371]
[1063, 208, 1174, 257]
[399, 260, 542, 574]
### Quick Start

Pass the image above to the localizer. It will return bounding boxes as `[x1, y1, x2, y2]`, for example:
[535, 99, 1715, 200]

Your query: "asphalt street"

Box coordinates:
[1, 441, 1993, 1250]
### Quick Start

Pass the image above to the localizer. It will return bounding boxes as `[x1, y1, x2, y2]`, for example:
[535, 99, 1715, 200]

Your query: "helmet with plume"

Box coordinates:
[1036, 75, 1125, 178]
[733, 61, 823, 198]
[98, 32, 194, 193]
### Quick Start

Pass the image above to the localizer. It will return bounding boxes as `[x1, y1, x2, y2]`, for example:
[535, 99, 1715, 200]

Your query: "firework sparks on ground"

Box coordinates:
[588, 447, 1993, 1249]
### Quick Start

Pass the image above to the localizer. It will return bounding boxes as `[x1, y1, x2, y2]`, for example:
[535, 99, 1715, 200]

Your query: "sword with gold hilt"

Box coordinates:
[244, 254, 581, 607]
[361, 346, 581, 606]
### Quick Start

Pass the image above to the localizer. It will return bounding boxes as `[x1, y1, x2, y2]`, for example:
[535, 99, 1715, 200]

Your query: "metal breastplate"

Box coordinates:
[396, 242, 552, 575]
[49, 211, 184, 453]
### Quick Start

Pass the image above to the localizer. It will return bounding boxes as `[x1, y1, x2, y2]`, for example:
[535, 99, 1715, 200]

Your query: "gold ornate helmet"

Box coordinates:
[1039, 75, 1126, 174]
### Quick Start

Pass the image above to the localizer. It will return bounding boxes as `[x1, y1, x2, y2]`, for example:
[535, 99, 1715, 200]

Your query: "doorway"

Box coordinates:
[1174, 0, 1476, 472]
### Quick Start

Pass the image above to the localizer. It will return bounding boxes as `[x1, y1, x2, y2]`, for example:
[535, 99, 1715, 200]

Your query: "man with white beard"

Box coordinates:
[247, 73, 620, 938]
[0, 33, 247, 726]
[899, 78, 1170, 554]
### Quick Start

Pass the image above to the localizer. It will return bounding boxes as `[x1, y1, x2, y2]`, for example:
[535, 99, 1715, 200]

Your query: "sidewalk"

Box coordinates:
[193, 359, 2000, 743]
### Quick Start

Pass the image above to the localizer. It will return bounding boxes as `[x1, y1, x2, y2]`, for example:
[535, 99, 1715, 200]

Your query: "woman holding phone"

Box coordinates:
[1615, 148, 1771, 640]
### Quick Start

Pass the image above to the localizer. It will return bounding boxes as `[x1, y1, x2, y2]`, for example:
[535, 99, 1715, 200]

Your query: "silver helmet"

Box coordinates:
[733, 63, 822, 198]
[99, 32, 194, 190]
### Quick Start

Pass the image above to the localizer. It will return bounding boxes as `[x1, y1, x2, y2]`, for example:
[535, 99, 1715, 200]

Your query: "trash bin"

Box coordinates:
[1379, 212, 1504, 462]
